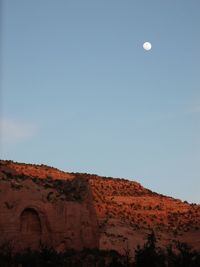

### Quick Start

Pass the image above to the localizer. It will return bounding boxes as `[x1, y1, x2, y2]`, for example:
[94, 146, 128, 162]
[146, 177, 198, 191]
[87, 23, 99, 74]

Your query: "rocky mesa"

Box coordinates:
[0, 160, 200, 255]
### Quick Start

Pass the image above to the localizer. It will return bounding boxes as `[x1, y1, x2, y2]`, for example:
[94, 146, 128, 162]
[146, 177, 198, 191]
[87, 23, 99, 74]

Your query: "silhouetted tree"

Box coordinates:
[134, 231, 165, 267]
[123, 243, 132, 267]
[166, 241, 200, 267]
[1, 237, 200, 267]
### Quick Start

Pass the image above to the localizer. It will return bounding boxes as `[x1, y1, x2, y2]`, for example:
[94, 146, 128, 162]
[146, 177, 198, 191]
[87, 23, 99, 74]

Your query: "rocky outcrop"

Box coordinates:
[0, 160, 200, 255]
[0, 161, 99, 252]
[88, 175, 200, 254]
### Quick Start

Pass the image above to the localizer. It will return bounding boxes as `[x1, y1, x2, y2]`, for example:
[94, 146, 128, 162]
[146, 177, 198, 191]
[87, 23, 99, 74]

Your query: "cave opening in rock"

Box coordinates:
[20, 208, 42, 233]
[20, 208, 42, 248]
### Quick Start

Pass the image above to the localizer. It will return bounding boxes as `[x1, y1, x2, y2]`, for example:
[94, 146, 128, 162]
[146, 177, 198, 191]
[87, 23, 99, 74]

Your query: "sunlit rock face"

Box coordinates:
[0, 161, 99, 252]
[0, 160, 200, 256]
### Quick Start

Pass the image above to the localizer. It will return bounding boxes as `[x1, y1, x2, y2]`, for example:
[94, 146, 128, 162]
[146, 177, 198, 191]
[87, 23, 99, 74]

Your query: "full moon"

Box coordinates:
[143, 42, 152, 51]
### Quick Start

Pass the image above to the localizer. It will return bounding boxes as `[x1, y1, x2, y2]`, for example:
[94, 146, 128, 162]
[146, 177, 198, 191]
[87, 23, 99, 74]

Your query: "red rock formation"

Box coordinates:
[0, 161, 99, 252]
[89, 175, 200, 254]
[0, 160, 200, 255]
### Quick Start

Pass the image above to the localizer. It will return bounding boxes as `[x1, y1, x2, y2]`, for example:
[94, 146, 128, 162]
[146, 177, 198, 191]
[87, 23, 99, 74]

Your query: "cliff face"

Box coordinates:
[88, 175, 200, 254]
[0, 160, 200, 254]
[0, 161, 99, 252]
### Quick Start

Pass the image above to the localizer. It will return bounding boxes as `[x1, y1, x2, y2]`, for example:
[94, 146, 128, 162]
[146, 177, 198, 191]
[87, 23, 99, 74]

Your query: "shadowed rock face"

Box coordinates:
[0, 161, 99, 252]
[20, 208, 42, 249]
[0, 160, 200, 255]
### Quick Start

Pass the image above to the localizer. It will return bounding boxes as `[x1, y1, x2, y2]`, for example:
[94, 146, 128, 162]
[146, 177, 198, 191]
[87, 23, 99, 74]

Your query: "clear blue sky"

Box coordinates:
[1, 0, 200, 203]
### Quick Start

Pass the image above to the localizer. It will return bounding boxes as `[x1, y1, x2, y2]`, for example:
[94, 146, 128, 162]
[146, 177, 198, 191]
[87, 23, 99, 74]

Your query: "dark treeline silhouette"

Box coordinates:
[1, 232, 200, 267]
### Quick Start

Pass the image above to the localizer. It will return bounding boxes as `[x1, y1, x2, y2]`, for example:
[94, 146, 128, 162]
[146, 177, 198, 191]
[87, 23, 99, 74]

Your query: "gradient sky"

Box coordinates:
[1, 0, 200, 203]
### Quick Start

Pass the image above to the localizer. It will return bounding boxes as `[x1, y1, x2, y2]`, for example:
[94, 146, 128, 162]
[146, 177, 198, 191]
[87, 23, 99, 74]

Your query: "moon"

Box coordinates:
[143, 42, 152, 51]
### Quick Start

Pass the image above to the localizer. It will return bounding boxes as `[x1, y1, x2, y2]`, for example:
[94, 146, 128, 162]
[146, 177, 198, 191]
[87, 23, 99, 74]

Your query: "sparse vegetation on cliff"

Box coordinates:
[1, 233, 200, 267]
[1, 160, 200, 257]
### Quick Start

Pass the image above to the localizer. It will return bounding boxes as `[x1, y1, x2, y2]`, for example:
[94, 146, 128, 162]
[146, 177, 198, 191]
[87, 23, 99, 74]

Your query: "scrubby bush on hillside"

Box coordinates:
[0, 234, 200, 267]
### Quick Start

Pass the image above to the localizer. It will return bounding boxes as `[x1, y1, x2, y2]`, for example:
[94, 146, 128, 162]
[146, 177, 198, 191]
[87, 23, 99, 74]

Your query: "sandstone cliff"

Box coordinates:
[0, 160, 200, 255]
[0, 160, 99, 252]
